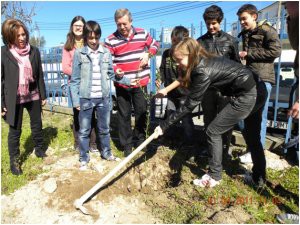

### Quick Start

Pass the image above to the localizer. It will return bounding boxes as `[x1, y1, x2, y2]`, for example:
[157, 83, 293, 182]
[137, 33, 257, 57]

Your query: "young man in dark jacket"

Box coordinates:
[237, 4, 281, 163]
[197, 5, 240, 156]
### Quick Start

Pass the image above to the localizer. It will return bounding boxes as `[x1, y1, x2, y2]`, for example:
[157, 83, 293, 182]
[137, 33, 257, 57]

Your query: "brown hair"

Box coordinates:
[114, 8, 132, 22]
[171, 37, 212, 87]
[64, 16, 86, 51]
[237, 4, 258, 17]
[1, 18, 29, 47]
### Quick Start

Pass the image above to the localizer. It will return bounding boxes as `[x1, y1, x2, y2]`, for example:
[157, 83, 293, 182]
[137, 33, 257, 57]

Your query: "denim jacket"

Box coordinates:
[70, 45, 130, 107]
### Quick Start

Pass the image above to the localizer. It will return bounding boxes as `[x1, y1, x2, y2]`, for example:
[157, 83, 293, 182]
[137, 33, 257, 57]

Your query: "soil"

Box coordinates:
[1, 146, 171, 224]
[1, 129, 292, 224]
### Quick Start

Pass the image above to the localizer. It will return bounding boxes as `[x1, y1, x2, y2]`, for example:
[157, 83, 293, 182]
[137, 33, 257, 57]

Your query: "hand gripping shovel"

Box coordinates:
[74, 132, 157, 215]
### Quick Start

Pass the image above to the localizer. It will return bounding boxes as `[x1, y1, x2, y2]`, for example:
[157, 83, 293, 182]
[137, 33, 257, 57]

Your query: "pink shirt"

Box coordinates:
[62, 47, 76, 76]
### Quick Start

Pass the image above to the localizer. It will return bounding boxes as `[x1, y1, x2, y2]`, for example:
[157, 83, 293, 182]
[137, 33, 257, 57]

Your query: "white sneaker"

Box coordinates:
[106, 155, 121, 162]
[276, 213, 299, 224]
[193, 174, 221, 188]
[80, 161, 87, 170]
[89, 147, 99, 153]
[239, 152, 252, 164]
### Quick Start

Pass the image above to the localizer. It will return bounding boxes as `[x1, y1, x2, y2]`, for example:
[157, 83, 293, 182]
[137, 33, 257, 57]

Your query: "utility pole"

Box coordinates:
[276, 1, 282, 33]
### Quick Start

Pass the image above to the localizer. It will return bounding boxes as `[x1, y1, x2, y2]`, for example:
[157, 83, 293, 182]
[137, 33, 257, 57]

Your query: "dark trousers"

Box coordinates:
[72, 107, 97, 149]
[167, 96, 194, 143]
[202, 88, 233, 152]
[206, 82, 267, 181]
[8, 100, 44, 162]
[116, 86, 147, 150]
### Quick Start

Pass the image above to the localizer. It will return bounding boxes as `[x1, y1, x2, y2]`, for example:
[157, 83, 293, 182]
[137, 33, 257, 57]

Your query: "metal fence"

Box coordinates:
[40, 51, 72, 110]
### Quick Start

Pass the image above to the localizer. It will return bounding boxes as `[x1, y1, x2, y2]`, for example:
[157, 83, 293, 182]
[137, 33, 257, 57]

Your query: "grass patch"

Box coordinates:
[145, 146, 299, 224]
[1, 110, 73, 195]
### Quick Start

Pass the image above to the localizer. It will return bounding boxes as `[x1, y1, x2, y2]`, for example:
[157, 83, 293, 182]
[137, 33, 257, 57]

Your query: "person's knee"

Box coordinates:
[98, 128, 110, 136]
[8, 128, 22, 139]
[206, 128, 216, 139]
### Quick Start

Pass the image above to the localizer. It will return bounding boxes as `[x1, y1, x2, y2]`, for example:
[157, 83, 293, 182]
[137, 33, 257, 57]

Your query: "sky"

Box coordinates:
[2, 0, 274, 48]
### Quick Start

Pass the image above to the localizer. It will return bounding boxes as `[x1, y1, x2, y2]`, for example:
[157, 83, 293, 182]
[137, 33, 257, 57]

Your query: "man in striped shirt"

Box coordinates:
[105, 8, 159, 157]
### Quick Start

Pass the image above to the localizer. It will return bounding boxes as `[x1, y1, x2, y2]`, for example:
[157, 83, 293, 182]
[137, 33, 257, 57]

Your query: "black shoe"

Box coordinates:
[199, 150, 209, 158]
[35, 151, 47, 158]
[244, 174, 266, 189]
[10, 160, 23, 175]
[134, 138, 145, 148]
[124, 148, 132, 157]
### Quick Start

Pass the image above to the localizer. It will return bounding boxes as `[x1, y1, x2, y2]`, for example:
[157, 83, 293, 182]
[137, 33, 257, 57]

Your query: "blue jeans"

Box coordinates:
[260, 82, 272, 148]
[78, 97, 111, 162]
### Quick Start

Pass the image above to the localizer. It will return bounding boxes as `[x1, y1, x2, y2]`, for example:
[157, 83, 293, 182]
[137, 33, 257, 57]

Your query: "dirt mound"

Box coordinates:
[47, 147, 172, 213]
[2, 147, 170, 223]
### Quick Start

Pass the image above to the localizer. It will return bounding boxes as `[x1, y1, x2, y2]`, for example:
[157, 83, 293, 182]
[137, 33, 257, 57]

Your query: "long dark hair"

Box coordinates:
[64, 16, 86, 51]
[171, 37, 212, 88]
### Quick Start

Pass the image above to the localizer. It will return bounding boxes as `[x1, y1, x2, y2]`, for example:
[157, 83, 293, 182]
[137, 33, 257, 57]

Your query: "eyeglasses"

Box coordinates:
[73, 25, 83, 28]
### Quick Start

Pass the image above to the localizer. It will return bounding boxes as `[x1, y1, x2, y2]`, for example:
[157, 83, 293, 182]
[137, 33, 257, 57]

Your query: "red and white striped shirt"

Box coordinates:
[105, 27, 159, 88]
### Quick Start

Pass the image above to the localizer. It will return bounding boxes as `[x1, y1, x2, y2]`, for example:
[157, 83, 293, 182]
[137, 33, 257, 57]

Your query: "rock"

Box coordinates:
[43, 178, 57, 193]
[265, 150, 291, 170]
[240, 150, 291, 171]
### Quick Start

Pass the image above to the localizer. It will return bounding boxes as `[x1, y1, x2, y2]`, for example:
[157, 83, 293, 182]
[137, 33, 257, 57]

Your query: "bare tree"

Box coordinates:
[1, 1, 44, 47]
[1, 1, 37, 31]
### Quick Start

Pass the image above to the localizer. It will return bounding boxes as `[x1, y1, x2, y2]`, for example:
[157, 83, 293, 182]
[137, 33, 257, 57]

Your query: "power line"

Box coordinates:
[36, 1, 218, 30]
[36, 1, 198, 25]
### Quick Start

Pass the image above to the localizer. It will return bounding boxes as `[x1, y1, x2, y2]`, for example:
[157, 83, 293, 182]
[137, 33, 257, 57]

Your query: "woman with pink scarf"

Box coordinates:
[1, 19, 47, 175]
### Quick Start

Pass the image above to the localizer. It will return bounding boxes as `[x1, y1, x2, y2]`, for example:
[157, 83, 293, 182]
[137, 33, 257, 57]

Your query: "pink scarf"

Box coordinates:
[9, 44, 33, 96]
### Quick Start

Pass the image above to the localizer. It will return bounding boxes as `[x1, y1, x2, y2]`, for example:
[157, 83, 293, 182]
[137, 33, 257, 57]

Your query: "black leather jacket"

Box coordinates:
[160, 56, 256, 132]
[197, 30, 240, 62]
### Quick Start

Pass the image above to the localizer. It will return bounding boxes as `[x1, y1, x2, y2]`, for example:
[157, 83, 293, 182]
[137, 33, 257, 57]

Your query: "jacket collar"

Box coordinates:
[238, 21, 263, 38]
[80, 44, 104, 55]
[206, 30, 223, 39]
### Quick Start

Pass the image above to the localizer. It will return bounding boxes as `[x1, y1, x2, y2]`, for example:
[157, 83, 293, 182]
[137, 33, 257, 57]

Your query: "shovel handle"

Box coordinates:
[75, 132, 156, 207]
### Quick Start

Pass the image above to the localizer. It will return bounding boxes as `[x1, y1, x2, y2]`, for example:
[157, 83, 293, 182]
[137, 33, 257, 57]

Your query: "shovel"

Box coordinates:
[74, 132, 157, 215]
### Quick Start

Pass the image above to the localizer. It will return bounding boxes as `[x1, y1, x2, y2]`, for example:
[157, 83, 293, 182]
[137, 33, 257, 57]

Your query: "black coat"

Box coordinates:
[1, 45, 46, 126]
[160, 56, 257, 131]
[197, 30, 240, 62]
